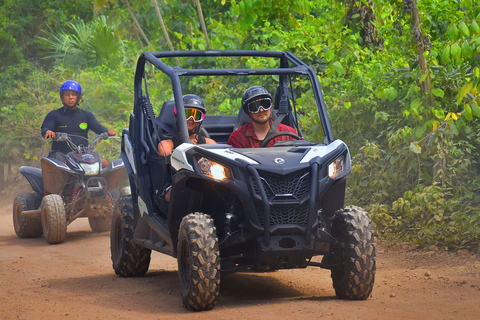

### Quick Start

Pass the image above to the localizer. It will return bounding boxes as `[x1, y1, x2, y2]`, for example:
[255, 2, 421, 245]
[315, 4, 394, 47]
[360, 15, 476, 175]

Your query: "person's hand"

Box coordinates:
[45, 130, 56, 139]
[107, 129, 116, 136]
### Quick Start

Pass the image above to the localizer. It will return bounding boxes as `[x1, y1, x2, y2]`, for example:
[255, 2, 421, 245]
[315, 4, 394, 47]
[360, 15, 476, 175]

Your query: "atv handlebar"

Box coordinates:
[51, 132, 113, 153]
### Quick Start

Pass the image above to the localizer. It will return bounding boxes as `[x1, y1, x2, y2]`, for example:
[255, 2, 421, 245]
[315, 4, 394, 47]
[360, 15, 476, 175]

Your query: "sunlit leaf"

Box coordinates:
[333, 61, 345, 75]
[432, 88, 444, 98]
[471, 101, 480, 117]
[457, 81, 473, 105]
[409, 143, 422, 154]
[465, 105, 473, 120]
[451, 43, 461, 60]
[448, 24, 459, 41]
[459, 21, 470, 37]
[442, 45, 451, 63]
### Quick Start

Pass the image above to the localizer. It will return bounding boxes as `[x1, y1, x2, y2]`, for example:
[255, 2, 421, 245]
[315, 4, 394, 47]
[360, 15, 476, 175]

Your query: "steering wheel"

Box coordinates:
[260, 132, 302, 148]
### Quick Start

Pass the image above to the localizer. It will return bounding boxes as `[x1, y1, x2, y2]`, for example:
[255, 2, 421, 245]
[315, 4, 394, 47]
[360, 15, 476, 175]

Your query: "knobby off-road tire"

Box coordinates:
[41, 194, 67, 244]
[330, 205, 376, 300]
[177, 212, 220, 311]
[89, 188, 131, 233]
[13, 193, 43, 238]
[110, 195, 151, 277]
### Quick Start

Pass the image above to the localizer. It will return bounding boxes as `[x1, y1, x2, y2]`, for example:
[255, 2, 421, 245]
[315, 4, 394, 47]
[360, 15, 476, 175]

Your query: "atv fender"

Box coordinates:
[19, 166, 44, 196]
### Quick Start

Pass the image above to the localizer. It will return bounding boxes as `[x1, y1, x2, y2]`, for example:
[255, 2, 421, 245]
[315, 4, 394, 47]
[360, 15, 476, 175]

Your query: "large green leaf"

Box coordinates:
[333, 61, 345, 75]
[442, 45, 451, 63]
[448, 24, 459, 41]
[459, 21, 470, 37]
[465, 104, 473, 121]
[451, 43, 461, 60]
[471, 101, 480, 117]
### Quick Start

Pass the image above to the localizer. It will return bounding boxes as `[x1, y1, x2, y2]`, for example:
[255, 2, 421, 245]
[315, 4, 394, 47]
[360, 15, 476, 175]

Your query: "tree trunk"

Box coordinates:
[124, 0, 155, 51]
[410, 0, 434, 106]
[152, 0, 180, 65]
[194, 0, 211, 49]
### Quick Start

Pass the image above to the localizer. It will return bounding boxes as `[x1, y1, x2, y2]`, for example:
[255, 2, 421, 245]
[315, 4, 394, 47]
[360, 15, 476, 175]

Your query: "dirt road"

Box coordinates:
[1, 201, 479, 320]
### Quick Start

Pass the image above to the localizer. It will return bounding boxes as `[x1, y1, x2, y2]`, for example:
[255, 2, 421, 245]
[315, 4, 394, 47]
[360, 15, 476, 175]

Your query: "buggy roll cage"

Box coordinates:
[134, 50, 335, 147]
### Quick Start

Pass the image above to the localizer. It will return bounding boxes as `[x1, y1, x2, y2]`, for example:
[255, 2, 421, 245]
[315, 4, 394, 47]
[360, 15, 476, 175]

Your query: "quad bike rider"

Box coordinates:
[13, 80, 126, 244]
[111, 50, 376, 311]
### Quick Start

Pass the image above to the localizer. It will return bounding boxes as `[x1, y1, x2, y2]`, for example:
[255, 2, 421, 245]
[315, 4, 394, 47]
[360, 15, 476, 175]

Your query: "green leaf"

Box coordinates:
[333, 61, 345, 75]
[442, 45, 451, 63]
[409, 143, 422, 154]
[471, 101, 480, 117]
[457, 81, 473, 105]
[448, 24, 459, 41]
[465, 104, 473, 121]
[384, 87, 398, 102]
[432, 88, 445, 98]
[344, 102, 351, 110]
[451, 43, 461, 60]
[411, 97, 422, 109]
[415, 124, 426, 139]
[472, 20, 480, 33]
[239, 1, 246, 15]
[461, 41, 474, 58]
[459, 21, 470, 37]
[325, 50, 335, 62]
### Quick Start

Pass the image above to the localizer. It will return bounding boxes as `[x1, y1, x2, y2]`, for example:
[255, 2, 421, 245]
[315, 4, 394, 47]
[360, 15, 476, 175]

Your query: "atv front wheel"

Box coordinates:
[110, 195, 151, 276]
[13, 193, 43, 238]
[41, 194, 67, 244]
[330, 205, 376, 300]
[177, 212, 220, 311]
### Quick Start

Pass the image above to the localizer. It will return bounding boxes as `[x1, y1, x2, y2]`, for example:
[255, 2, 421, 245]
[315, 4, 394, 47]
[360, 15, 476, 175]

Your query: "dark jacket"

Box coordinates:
[41, 107, 107, 153]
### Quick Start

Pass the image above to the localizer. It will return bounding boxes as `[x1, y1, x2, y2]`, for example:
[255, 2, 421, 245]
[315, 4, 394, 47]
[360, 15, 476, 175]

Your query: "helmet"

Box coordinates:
[183, 94, 206, 114]
[241, 86, 272, 113]
[60, 80, 83, 107]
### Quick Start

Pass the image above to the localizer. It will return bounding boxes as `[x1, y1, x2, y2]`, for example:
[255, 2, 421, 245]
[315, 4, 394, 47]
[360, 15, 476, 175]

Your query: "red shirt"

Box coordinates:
[228, 121, 298, 148]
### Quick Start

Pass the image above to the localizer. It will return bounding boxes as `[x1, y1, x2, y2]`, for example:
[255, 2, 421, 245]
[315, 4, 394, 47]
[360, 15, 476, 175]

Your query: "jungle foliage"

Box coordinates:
[0, 0, 479, 252]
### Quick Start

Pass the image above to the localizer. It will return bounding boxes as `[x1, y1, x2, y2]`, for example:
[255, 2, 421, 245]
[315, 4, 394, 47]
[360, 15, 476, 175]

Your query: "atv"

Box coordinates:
[111, 50, 376, 311]
[13, 132, 126, 244]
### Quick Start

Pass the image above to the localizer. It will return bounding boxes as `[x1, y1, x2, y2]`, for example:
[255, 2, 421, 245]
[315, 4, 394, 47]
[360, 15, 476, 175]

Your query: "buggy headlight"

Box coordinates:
[80, 162, 100, 176]
[328, 156, 345, 179]
[198, 157, 231, 181]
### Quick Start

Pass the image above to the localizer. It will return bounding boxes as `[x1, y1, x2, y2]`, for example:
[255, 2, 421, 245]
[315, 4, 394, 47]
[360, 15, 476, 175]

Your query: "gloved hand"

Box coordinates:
[45, 130, 56, 139]
[107, 129, 116, 136]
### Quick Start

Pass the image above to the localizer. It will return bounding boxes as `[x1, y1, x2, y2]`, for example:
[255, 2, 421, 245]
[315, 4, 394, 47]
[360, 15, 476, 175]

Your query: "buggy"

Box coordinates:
[111, 50, 376, 311]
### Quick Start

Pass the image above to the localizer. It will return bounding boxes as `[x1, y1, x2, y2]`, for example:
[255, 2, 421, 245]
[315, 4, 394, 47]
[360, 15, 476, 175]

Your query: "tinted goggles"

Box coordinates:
[174, 107, 205, 122]
[246, 97, 272, 113]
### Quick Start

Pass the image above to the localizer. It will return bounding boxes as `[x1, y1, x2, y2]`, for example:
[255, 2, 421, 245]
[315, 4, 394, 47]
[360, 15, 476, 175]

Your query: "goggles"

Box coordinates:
[174, 107, 205, 122]
[246, 97, 272, 113]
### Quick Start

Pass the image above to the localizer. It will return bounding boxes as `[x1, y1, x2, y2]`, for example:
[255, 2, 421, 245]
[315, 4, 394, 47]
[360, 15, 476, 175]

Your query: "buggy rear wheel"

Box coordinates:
[110, 195, 151, 276]
[13, 193, 43, 238]
[177, 212, 220, 311]
[330, 205, 376, 300]
[41, 194, 67, 244]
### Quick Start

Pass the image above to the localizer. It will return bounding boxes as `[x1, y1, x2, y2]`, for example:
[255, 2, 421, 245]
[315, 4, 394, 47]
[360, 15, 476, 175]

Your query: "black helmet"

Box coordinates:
[183, 94, 206, 114]
[241, 86, 272, 113]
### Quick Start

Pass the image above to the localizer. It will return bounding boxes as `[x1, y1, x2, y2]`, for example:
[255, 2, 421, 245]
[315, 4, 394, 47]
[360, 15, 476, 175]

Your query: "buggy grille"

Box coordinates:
[255, 202, 310, 227]
[252, 169, 311, 200]
[251, 168, 311, 227]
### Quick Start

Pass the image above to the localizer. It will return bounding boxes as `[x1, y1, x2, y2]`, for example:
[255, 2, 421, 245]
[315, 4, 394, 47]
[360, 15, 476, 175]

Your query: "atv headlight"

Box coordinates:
[328, 155, 345, 179]
[198, 157, 230, 181]
[80, 162, 100, 176]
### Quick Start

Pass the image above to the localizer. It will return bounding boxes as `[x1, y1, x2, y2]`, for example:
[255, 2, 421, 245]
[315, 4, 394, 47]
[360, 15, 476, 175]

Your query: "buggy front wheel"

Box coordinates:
[177, 212, 220, 311]
[330, 205, 376, 300]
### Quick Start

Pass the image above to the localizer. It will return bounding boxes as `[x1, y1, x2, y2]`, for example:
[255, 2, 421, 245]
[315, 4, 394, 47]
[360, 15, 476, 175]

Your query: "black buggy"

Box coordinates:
[111, 50, 376, 311]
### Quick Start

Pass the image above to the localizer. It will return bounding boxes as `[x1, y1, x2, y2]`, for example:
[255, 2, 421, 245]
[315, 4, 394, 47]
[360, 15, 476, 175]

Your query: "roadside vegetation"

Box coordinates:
[1, 0, 479, 252]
